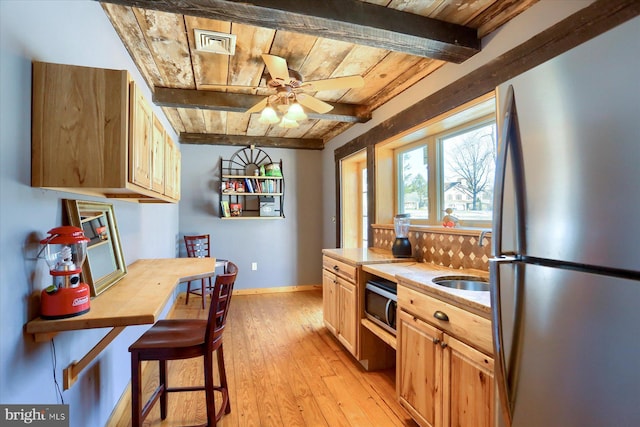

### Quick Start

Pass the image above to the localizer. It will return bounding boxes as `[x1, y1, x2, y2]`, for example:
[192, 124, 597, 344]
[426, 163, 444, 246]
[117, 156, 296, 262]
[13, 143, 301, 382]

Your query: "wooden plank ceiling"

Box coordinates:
[100, 0, 539, 149]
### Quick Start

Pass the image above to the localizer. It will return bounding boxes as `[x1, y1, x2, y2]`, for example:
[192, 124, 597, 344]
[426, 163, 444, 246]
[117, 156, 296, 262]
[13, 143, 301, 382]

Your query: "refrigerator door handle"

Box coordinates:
[492, 85, 526, 259]
[491, 256, 517, 426]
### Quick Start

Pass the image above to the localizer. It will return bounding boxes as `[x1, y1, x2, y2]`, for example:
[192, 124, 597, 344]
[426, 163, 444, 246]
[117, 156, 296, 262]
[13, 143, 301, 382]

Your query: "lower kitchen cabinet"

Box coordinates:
[397, 284, 494, 427]
[337, 276, 357, 355]
[445, 335, 494, 427]
[322, 269, 338, 336]
[322, 268, 358, 356]
[322, 256, 358, 357]
[397, 310, 442, 427]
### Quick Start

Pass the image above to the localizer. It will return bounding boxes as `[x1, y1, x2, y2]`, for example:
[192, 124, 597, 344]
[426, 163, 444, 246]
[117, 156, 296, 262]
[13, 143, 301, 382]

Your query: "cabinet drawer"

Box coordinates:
[322, 256, 357, 283]
[398, 285, 493, 356]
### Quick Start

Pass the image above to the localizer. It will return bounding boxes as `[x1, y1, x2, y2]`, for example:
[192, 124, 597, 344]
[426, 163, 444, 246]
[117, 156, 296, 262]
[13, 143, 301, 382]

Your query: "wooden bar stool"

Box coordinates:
[129, 262, 238, 427]
[184, 234, 213, 308]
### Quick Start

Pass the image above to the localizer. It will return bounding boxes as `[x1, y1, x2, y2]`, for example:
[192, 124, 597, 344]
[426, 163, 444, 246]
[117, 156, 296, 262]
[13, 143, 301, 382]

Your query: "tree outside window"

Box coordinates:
[400, 146, 429, 219]
[442, 123, 496, 222]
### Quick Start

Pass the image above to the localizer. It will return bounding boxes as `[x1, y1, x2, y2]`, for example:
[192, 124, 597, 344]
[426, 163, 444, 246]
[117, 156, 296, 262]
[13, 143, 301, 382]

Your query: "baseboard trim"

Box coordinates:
[232, 284, 321, 295]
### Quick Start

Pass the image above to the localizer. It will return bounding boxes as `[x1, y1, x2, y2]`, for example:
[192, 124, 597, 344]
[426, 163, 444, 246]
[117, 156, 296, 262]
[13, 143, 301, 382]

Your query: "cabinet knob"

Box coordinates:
[433, 337, 440, 345]
[333, 265, 339, 271]
[433, 311, 449, 322]
[440, 341, 448, 349]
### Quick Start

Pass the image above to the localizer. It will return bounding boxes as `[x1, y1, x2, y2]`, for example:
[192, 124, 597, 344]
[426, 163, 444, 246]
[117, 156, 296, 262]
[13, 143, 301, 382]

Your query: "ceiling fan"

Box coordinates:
[204, 54, 364, 127]
[247, 53, 364, 114]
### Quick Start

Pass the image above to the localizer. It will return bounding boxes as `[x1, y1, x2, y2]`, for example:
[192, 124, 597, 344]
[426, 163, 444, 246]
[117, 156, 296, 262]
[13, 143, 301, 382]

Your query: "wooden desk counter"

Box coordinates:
[26, 258, 216, 336]
[25, 258, 216, 389]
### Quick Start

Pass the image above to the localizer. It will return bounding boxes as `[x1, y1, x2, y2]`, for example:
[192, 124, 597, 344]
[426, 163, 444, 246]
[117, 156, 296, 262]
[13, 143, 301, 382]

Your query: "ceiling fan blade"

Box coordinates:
[262, 54, 290, 82]
[297, 95, 334, 114]
[246, 97, 268, 114]
[300, 75, 364, 92]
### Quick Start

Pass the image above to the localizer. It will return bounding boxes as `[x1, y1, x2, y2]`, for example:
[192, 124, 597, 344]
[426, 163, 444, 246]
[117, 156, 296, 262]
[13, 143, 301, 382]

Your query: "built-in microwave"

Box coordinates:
[364, 278, 397, 335]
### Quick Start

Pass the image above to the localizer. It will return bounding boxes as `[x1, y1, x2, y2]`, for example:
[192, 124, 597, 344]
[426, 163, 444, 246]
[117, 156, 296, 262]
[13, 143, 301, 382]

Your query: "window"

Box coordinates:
[441, 123, 496, 223]
[399, 145, 429, 219]
[361, 167, 368, 247]
[396, 118, 496, 227]
[340, 150, 367, 247]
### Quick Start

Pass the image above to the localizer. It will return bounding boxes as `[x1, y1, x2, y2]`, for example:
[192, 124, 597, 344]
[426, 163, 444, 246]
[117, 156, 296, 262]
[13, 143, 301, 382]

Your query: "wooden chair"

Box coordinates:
[184, 234, 213, 308]
[129, 262, 238, 427]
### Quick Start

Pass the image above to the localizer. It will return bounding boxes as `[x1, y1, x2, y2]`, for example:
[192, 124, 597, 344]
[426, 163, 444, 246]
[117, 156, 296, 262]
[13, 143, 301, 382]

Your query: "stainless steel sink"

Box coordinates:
[431, 275, 490, 292]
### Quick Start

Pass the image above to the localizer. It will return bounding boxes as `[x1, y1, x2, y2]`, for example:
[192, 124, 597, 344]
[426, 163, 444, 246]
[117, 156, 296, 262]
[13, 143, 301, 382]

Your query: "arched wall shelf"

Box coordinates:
[219, 146, 285, 219]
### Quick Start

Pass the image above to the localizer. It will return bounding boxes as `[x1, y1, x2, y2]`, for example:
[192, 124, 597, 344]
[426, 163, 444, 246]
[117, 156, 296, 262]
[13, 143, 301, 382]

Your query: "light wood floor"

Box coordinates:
[111, 288, 417, 427]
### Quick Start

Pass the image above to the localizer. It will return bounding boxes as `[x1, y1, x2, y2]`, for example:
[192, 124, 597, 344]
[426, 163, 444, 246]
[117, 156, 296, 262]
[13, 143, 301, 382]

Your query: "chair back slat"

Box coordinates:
[206, 262, 238, 348]
[184, 234, 211, 258]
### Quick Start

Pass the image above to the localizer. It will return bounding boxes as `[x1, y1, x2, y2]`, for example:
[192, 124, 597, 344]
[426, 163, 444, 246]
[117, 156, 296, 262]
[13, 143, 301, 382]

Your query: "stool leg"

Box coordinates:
[159, 360, 168, 420]
[185, 281, 191, 305]
[131, 352, 142, 427]
[204, 351, 216, 426]
[217, 344, 231, 414]
[201, 278, 206, 309]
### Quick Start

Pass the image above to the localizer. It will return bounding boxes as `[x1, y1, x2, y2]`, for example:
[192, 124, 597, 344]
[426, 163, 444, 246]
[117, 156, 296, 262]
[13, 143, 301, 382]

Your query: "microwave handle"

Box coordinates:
[385, 299, 394, 325]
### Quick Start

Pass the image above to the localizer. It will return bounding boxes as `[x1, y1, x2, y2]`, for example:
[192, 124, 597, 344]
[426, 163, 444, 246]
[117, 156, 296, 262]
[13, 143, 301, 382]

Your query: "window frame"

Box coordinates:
[394, 114, 496, 228]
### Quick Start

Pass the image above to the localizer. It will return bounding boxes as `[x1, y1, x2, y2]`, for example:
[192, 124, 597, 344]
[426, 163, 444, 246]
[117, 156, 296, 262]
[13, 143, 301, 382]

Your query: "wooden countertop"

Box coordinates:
[322, 247, 413, 265]
[362, 261, 491, 317]
[26, 258, 216, 336]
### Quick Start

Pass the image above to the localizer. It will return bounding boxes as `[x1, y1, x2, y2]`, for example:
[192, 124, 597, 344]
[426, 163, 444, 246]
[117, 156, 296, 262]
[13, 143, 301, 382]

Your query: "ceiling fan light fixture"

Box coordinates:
[279, 116, 299, 129]
[259, 106, 279, 124]
[285, 102, 307, 121]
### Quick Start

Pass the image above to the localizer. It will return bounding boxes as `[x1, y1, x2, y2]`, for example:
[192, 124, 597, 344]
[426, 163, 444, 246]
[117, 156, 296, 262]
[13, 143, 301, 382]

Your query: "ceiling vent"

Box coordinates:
[194, 29, 236, 55]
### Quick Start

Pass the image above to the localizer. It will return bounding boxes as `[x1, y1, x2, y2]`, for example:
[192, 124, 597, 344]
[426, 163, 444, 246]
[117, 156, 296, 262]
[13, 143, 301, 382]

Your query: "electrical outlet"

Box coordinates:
[251, 262, 257, 271]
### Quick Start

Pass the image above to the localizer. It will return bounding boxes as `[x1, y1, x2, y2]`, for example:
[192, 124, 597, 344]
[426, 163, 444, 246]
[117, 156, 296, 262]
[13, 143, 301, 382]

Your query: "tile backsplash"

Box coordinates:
[372, 225, 491, 271]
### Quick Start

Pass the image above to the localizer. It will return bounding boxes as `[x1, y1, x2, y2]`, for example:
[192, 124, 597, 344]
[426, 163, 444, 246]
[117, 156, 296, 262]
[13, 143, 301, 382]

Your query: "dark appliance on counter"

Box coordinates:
[364, 278, 397, 335]
[392, 214, 412, 258]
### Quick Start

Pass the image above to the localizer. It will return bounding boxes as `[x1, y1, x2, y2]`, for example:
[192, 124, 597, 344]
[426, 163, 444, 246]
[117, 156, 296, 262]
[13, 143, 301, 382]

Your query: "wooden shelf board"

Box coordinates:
[222, 192, 283, 196]
[220, 216, 284, 220]
[223, 174, 283, 180]
[361, 317, 397, 349]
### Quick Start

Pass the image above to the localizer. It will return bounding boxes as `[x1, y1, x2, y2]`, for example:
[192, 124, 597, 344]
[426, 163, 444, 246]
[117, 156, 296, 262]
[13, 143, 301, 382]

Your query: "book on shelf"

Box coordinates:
[244, 178, 254, 193]
[230, 203, 242, 217]
[220, 201, 231, 217]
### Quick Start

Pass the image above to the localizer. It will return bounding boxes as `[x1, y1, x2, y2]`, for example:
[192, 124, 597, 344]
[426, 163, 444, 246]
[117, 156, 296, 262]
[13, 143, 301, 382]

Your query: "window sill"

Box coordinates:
[372, 223, 491, 237]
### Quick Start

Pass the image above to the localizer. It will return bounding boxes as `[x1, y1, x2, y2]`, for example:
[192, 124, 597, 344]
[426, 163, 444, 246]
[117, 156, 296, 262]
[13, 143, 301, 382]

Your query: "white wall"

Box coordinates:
[0, 1, 179, 426]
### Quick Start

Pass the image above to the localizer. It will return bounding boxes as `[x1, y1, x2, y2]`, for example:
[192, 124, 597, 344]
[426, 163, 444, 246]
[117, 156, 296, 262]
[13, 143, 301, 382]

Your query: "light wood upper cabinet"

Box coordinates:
[163, 134, 180, 201]
[31, 61, 180, 203]
[150, 115, 166, 194]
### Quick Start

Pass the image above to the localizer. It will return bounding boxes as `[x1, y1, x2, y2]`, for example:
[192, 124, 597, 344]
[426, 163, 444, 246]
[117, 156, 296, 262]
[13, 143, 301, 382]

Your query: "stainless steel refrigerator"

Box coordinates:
[491, 18, 640, 427]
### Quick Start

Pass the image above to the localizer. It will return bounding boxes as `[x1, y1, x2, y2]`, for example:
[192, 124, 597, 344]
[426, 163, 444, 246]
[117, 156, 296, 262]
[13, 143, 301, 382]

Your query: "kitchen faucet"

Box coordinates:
[478, 230, 489, 247]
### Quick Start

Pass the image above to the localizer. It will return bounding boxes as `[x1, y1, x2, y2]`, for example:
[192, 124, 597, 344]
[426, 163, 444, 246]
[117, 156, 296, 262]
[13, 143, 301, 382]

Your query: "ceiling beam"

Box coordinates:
[180, 133, 324, 150]
[335, 0, 640, 160]
[98, 0, 480, 63]
[153, 87, 371, 123]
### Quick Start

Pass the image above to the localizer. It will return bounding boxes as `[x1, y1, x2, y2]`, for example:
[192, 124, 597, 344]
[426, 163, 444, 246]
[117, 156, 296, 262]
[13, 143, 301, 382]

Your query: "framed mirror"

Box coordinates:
[64, 200, 127, 296]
